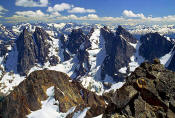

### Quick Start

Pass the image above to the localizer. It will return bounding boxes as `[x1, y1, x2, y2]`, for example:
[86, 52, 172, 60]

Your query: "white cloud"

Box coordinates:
[15, 10, 46, 17]
[68, 7, 96, 13]
[5, 8, 175, 25]
[122, 10, 145, 19]
[47, 3, 72, 12]
[15, 0, 48, 7]
[87, 14, 98, 19]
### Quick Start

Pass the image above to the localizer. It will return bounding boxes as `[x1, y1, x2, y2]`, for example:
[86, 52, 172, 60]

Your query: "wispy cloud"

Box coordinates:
[15, 0, 48, 7]
[68, 7, 96, 13]
[0, 5, 8, 15]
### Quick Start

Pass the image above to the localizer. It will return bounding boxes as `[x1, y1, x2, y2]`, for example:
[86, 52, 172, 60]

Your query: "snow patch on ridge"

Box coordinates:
[0, 44, 26, 95]
[0, 73, 25, 94]
[72, 107, 90, 118]
[80, 28, 107, 95]
[119, 67, 127, 74]
[128, 41, 145, 72]
[27, 86, 76, 118]
[160, 46, 175, 67]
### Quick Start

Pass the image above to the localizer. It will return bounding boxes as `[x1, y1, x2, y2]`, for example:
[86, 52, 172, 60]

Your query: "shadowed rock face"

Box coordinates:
[139, 32, 174, 61]
[16, 29, 38, 76]
[33, 27, 50, 64]
[16, 27, 50, 76]
[0, 40, 14, 57]
[103, 59, 175, 118]
[60, 34, 71, 61]
[116, 25, 137, 44]
[65, 28, 91, 78]
[101, 26, 136, 81]
[1, 70, 106, 118]
[67, 29, 87, 54]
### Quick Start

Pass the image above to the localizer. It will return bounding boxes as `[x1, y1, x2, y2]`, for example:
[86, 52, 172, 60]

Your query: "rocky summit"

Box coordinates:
[103, 59, 175, 118]
[1, 58, 175, 118]
[0, 70, 106, 118]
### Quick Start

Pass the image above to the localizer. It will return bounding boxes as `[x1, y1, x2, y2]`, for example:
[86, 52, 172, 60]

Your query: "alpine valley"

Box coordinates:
[0, 22, 175, 118]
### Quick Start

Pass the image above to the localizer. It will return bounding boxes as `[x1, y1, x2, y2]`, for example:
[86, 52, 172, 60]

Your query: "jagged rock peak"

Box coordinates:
[100, 26, 136, 81]
[16, 28, 37, 76]
[116, 25, 137, 43]
[139, 32, 174, 61]
[16, 27, 51, 76]
[67, 28, 87, 54]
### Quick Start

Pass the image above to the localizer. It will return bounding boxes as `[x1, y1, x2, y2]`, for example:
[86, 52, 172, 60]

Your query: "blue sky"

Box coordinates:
[0, 0, 175, 24]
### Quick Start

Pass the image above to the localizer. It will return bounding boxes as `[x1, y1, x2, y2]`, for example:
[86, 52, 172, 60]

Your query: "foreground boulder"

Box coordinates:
[0, 70, 106, 118]
[104, 59, 175, 118]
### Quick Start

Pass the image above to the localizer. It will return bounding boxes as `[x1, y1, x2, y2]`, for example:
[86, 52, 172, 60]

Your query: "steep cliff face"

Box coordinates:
[16, 27, 50, 76]
[103, 59, 175, 118]
[139, 32, 174, 61]
[1, 70, 106, 118]
[16, 28, 38, 76]
[101, 26, 136, 80]
[67, 29, 87, 54]
[33, 27, 50, 64]
[60, 34, 70, 61]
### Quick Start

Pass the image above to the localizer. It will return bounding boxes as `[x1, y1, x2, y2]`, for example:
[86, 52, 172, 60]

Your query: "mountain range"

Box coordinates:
[0, 23, 175, 118]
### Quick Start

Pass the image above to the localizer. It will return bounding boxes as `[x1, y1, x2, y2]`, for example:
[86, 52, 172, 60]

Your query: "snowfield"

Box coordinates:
[0, 22, 175, 97]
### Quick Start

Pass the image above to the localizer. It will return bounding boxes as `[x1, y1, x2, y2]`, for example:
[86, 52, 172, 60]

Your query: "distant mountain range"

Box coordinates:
[0, 23, 175, 118]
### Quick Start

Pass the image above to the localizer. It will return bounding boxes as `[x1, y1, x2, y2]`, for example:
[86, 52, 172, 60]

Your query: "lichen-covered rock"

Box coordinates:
[104, 59, 175, 118]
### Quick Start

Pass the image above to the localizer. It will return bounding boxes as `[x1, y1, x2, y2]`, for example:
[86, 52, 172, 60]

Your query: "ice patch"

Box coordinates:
[73, 107, 90, 118]
[105, 82, 125, 93]
[93, 114, 103, 118]
[119, 67, 127, 74]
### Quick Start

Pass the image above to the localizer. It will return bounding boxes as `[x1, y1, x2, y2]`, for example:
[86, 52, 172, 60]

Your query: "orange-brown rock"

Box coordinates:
[1, 70, 106, 118]
[103, 59, 175, 118]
